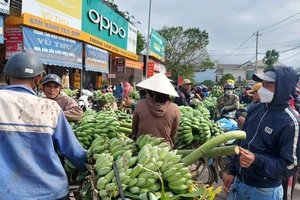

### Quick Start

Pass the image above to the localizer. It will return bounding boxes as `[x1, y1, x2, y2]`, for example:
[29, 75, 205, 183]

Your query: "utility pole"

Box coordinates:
[254, 31, 262, 73]
[145, 0, 152, 79]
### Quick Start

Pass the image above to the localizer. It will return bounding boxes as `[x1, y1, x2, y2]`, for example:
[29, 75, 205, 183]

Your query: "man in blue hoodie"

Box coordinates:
[224, 66, 300, 200]
[0, 51, 87, 199]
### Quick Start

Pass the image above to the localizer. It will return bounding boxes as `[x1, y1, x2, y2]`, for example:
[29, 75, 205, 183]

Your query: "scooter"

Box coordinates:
[215, 111, 238, 181]
[78, 89, 93, 112]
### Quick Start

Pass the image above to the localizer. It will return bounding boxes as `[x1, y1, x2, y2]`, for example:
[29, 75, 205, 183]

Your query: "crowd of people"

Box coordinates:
[1, 51, 300, 200]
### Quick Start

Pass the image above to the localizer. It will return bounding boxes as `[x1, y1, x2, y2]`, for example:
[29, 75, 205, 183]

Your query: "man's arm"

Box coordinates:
[52, 111, 87, 171]
[215, 97, 221, 117]
[248, 125, 299, 180]
[224, 95, 239, 111]
[64, 107, 83, 121]
[64, 99, 83, 121]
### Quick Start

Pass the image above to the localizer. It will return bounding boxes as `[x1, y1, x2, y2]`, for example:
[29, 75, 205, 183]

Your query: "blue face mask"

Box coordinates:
[293, 94, 299, 99]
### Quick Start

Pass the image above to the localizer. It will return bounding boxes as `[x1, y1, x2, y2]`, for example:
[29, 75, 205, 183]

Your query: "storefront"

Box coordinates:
[110, 57, 144, 86]
[3, 0, 141, 89]
[0, 0, 11, 85]
[22, 26, 83, 89]
[84, 43, 109, 88]
[81, 0, 143, 86]
[146, 28, 167, 78]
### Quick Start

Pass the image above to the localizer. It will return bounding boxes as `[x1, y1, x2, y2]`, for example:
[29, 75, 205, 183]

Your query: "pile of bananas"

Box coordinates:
[93, 90, 102, 99]
[174, 108, 224, 148]
[84, 134, 194, 199]
[114, 110, 133, 124]
[195, 106, 211, 119]
[135, 134, 169, 149]
[70, 110, 133, 149]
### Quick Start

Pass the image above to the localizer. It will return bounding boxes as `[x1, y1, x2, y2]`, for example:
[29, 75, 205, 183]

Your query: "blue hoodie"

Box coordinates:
[0, 85, 87, 199]
[229, 66, 300, 188]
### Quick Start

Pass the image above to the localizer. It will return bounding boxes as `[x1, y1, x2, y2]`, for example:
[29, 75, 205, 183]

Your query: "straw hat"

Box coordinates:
[137, 73, 179, 97]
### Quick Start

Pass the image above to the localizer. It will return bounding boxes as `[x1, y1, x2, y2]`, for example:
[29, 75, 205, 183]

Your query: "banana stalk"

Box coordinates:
[181, 131, 246, 166]
[177, 145, 240, 158]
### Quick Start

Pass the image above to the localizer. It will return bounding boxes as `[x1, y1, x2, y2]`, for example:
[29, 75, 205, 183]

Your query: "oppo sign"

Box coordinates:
[88, 9, 126, 39]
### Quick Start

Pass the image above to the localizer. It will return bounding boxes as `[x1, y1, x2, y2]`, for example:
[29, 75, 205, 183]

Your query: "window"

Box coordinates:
[218, 69, 224, 75]
[246, 70, 255, 80]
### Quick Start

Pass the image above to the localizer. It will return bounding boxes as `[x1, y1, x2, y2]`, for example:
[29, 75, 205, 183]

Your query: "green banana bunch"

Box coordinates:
[84, 134, 195, 198]
[88, 136, 110, 158]
[198, 119, 212, 144]
[139, 192, 158, 200]
[136, 135, 166, 149]
[109, 136, 137, 160]
[175, 116, 194, 148]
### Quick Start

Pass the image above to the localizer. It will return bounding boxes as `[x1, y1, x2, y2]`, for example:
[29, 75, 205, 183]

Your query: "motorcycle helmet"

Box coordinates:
[42, 74, 62, 86]
[224, 83, 235, 89]
[4, 50, 44, 79]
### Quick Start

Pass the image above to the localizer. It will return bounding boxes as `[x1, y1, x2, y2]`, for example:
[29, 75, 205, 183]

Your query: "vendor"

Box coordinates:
[43, 74, 83, 121]
[132, 73, 180, 147]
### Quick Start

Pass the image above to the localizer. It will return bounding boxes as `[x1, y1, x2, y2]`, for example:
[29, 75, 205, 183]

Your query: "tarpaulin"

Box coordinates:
[85, 43, 109, 73]
[23, 26, 82, 69]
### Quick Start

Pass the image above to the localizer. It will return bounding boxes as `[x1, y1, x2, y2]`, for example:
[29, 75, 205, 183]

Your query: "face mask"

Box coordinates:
[258, 87, 274, 103]
[225, 90, 233, 95]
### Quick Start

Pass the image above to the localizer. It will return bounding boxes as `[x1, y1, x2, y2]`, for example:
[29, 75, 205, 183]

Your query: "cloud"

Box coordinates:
[114, 0, 300, 67]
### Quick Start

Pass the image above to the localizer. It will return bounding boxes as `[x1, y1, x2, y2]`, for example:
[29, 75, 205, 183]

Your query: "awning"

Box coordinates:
[85, 44, 109, 73]
[126, 59, 144, 70]
[0, 15, 4, 44]
[22, 26, 83, 69]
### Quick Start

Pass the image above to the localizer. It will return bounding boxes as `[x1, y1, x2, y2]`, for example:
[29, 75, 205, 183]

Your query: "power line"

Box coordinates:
[209, 37, 300, 52]
[223, 38, 256, 61]
[280, 44, 300, 53]
[261, 18, 300, 34]
[217, 34, 254, 61]
[280, 52, 300, 61]
[210, 53, 256, 57]
[258, 11, 300, 32]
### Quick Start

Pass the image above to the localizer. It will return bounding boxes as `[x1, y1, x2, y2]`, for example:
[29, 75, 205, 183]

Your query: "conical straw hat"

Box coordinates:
[137, 73, 179, 97]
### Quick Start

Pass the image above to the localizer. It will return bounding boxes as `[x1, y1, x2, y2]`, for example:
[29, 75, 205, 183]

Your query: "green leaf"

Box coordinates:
[80, 182, 91, 196]
[124, 191, 140, 199]
[169, 185, 222, 200]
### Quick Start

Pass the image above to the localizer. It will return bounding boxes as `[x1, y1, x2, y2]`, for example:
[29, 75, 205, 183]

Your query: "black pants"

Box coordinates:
[57, 194, 69, 200]
[282, 173, 297, 200]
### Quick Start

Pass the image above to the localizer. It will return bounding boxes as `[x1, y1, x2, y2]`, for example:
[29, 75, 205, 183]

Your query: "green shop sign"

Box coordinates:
[82, 0, 137, 55]
[150, 28, 166, 62]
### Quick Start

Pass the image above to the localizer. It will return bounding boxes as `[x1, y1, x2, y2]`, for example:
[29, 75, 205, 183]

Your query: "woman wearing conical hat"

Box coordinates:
[132, 73, 180, 147]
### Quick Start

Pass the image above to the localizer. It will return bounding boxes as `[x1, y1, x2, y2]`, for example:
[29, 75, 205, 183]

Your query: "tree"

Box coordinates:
[219, 74, 235, 85]
[136, 31, 145, 55]
[263, 49, 279, 72]
[103, 0, 145, 55]
[199, 80, 215, 88]
[157, 26, 212, 79]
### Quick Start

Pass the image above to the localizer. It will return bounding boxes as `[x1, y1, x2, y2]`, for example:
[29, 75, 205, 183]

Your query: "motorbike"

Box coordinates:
[215, 110, 238, 182]
[78, 89, 94, 112]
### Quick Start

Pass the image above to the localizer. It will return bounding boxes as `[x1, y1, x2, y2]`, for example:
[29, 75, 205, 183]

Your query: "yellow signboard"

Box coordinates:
[35, 0, 81, 20]
[73, 73, 81, 89]
[22, 0, 82, 29]
[22, 13, 138, 61]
